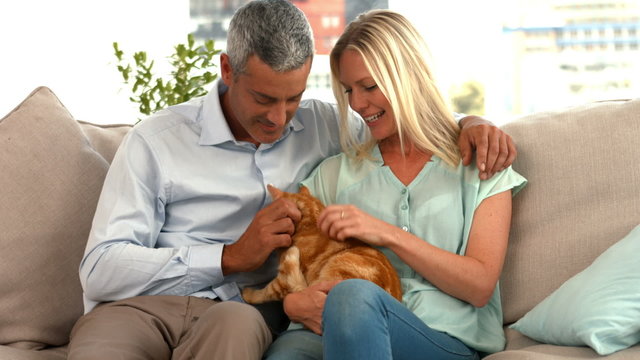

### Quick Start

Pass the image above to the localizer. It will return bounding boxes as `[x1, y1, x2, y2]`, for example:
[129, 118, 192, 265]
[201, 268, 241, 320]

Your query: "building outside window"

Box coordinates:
[2, 0, 639, 124]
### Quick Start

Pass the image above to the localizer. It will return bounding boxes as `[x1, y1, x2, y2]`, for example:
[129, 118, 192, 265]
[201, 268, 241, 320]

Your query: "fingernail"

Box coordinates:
[480, 163, 486, 172]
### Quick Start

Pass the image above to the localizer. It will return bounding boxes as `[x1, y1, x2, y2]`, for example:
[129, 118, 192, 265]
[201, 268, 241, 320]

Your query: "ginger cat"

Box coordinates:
[242, 185, 402, 304]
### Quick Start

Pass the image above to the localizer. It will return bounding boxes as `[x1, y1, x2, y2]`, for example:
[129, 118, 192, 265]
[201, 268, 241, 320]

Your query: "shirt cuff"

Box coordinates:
[188, 243, 225, 290]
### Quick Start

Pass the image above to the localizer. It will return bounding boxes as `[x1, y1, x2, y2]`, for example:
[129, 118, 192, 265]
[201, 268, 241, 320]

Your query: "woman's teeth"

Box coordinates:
[364, 111, 384, 123]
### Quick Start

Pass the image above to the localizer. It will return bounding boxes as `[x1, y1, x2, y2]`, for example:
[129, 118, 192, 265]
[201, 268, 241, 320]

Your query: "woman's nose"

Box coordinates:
[349, 90, 368, 113]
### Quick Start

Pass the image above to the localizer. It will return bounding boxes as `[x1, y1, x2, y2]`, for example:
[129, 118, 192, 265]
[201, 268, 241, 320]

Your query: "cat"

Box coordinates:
[242, 184, 402, 304]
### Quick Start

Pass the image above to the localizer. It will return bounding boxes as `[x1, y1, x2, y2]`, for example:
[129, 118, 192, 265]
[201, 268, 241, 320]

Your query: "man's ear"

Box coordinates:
[267, 184, 283, 199]
[220, 53, 233, 85]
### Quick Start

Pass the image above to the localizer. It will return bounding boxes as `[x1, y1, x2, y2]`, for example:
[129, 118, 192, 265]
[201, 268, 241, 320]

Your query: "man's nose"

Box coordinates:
[266, 102, 287, 126]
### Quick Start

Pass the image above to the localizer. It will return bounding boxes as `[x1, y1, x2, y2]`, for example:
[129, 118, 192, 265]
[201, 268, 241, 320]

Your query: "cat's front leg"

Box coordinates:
[242, 246, 308, 304]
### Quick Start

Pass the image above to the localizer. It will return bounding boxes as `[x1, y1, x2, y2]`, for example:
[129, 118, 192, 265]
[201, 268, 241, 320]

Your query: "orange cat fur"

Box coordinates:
[242, 185, 402, 304]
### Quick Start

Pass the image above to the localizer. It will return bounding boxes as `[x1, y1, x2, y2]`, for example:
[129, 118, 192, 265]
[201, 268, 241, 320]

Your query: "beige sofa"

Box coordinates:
[1, 86, 639, 359]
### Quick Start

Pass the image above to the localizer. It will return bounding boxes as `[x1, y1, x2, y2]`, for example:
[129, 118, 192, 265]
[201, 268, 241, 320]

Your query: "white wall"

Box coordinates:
[0, 0, 190, 124]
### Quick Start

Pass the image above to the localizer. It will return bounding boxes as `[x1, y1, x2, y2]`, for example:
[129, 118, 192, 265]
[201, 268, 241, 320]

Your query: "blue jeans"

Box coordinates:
[265, 279, 479, 360]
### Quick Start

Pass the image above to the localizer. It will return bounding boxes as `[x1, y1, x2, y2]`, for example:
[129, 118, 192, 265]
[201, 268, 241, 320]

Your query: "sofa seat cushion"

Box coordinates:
[485, 345, 640, 360]
[483, 328, 640, 360]
[0, 87, 130, 349]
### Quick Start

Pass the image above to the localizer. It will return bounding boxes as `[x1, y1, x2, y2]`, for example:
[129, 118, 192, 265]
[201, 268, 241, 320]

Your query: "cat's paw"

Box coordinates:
[241, 287, 260, 304]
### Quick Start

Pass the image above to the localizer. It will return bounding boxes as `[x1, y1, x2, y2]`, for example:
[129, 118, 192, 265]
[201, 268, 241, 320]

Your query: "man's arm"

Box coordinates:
[81, 130, 302, 305]
[283, 281, 341, 335]
[80, 131, 223, 303]
[458, 115, 517, 180]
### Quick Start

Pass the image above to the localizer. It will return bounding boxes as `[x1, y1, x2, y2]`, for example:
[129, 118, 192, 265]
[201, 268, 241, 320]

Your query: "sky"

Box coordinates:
[0, 0, 515, 124]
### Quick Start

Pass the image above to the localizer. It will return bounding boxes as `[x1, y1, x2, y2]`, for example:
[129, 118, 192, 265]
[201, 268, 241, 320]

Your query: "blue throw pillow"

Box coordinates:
[510, 225, 640, 355]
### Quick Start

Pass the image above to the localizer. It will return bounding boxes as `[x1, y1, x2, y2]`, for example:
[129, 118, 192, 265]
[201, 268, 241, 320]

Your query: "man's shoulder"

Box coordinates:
[296, 98, 337, 119]
[131, 111, 183, 138]
[132, 99, 204, 139]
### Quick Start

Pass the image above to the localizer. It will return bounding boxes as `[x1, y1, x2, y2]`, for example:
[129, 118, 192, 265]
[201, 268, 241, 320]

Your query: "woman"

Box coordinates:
[268, 9, 526, 360]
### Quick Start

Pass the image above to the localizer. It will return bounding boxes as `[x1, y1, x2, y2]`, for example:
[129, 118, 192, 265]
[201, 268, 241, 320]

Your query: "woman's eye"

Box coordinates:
[365, 85, 378, 91]
[344, 88, 352, 94]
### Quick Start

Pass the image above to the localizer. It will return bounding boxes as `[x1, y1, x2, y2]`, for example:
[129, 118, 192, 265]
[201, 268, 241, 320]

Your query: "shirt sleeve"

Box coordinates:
[79, 130, 223, 303]
[454, 112, 466, 122]
[476, 166, 527, 206]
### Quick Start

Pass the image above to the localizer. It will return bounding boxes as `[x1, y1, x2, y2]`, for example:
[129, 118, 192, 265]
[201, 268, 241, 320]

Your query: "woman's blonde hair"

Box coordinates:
[330, 9, 461, 167]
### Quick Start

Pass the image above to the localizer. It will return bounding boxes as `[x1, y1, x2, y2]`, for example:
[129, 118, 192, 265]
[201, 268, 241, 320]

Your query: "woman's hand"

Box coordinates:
[317, 205, 397, 247]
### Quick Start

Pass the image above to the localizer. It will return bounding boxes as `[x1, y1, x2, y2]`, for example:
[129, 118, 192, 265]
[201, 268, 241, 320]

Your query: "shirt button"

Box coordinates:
[401, 204, 408, 210]
[401, 188, 407, 194]
[402, 226, 409, 231]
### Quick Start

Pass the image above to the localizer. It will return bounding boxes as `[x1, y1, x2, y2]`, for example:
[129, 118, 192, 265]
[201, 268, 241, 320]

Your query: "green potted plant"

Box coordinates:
[113, 34, 221, 122]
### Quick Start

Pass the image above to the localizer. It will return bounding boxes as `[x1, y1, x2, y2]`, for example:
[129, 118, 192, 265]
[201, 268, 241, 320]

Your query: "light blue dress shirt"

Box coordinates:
[301, 145, 527, 353]
[80, 80, 351, 313]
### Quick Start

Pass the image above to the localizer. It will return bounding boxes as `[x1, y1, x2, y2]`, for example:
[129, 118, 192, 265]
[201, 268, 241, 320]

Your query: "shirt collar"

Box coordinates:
[196, 79, 304, 147]
[372, 144, 385, 166]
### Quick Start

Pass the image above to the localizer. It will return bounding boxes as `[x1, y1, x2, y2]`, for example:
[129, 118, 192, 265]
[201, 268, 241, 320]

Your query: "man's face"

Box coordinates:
[220, 54, 312, 145]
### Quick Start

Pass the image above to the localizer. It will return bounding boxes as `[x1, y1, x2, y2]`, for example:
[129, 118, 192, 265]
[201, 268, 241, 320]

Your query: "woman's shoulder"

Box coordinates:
[430, 157, 523, 190]
[314, 152, 347, 173]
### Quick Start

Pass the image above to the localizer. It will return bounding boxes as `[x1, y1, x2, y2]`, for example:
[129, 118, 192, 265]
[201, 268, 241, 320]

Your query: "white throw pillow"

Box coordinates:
[510, 224, 640, 355]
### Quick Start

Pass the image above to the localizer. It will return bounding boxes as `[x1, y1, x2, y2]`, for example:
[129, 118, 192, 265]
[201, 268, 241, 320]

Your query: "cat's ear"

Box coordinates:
[267, 184, 283, 199]
[299, 186, 311, 195]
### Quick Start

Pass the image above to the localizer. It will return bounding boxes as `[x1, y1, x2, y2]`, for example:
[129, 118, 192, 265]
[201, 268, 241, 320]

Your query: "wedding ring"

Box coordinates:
[340, 210, 345, 220]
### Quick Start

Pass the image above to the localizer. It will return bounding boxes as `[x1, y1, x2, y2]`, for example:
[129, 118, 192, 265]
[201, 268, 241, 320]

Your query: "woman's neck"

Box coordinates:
[379, 139, 432, 186]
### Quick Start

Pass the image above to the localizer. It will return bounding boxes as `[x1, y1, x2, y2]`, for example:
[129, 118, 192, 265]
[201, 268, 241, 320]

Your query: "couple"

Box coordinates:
[69, 1, 525, 359]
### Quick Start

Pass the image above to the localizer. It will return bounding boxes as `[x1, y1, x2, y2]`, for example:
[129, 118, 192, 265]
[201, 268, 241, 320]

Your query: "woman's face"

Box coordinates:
[338, 49, 397, 141]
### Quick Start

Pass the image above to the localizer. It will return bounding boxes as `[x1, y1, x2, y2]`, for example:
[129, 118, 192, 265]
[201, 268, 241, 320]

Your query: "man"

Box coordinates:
[68, 1, 516, 359]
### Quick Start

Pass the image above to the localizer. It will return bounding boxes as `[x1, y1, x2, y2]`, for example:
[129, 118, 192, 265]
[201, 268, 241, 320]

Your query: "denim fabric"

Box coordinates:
[265, 279, 479, 360]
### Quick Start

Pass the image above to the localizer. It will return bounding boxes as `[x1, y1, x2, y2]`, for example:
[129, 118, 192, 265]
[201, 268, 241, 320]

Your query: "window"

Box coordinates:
[3, 0, 640, 126]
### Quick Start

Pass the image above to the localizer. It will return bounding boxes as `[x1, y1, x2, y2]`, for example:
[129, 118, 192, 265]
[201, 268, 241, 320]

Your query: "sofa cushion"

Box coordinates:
[0, 87, 129, 349]
[500, 98, 640, 325]
[510, 225, 640, 355]
[488, 328, 640, 359]
[78, 121, 131, 164]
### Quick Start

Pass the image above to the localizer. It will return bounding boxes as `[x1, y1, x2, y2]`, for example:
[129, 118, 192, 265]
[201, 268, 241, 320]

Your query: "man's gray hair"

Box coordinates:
[226, 0, 315, 74]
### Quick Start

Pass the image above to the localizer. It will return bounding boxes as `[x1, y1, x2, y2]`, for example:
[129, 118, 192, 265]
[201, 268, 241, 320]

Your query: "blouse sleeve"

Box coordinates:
[300, 154, 344, 206]
[476, 166, 527, 207]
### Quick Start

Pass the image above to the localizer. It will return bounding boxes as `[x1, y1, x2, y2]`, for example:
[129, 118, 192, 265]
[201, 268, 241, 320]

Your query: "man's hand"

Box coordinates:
[458, 115, 517, 180]
[222, 198, 301, 275]
[283, 280, 341, 335]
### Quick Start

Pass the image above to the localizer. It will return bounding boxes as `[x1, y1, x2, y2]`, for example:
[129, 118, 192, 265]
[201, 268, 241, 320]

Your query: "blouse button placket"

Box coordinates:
[400, 187, 410, 232]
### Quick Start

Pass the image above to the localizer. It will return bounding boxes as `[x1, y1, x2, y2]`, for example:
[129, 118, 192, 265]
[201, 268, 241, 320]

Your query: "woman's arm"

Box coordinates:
[317, 190, 513, 307]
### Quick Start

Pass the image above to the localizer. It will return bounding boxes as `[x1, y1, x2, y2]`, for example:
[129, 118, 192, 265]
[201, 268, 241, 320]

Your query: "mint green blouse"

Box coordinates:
[301, 145, 527, 354]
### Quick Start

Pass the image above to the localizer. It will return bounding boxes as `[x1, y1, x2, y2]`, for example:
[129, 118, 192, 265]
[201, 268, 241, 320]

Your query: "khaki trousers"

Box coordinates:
[68, 295, 272, 360]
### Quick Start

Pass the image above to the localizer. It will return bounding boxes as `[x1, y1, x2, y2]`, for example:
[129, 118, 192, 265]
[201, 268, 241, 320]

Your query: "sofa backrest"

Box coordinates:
[0, 87, 131, 349]
[499, 98, 640, 324]
[78, 120, 131, 164]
